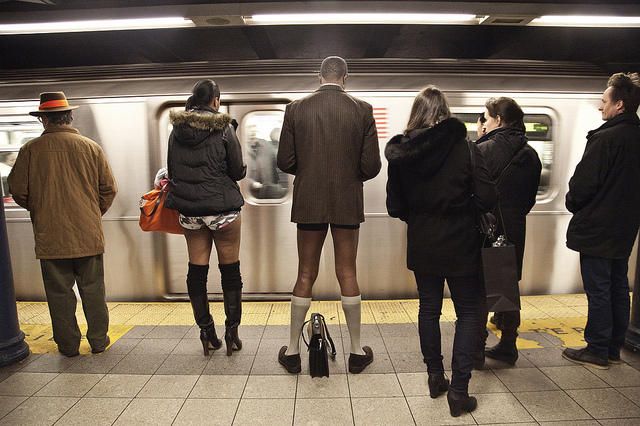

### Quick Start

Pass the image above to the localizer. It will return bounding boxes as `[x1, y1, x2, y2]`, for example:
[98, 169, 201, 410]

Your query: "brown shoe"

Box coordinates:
[278, 346, 301, 374]
[91, 336, 110, 354]
[348, 346, 373, 374]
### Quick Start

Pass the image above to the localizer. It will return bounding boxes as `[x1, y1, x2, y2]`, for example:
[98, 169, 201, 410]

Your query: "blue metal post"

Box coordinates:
[0, 176, 29, 366]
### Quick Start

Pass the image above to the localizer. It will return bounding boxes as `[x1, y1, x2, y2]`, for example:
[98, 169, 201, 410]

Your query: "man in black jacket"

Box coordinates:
[563, 72, 640, 369]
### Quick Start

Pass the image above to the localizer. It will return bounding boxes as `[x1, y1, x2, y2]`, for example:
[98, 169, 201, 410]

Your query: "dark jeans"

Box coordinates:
[40, 254, 109, 353]
[415, 273, 482, 394]
[580, 254, 630, 359]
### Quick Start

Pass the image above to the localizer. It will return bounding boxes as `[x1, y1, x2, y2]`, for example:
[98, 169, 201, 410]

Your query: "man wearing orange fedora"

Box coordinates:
[8, 92, 117, 357]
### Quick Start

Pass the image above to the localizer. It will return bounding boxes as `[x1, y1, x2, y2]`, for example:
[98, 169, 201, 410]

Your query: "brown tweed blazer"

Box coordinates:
[277, 85, 381, 225]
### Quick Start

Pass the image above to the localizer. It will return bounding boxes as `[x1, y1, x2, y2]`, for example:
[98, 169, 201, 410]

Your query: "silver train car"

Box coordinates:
[1, 60, 636, 301]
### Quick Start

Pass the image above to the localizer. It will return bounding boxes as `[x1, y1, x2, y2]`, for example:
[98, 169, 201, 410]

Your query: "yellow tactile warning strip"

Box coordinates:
[16, 294, 591, 354]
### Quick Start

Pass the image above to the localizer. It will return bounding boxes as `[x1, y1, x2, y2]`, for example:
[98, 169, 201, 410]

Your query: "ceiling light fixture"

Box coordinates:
[0, 17, 194, 35]
[245, 13, 484, 26]
[530, 15, 640, 27]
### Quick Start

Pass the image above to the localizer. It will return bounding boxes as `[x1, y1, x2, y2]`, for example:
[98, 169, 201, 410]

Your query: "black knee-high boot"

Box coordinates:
[187, 263, 221, 355]
[220, 261, 243, 356]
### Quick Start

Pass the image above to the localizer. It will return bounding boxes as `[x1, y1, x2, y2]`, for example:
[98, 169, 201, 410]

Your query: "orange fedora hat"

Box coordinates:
[29, 92, 78, 116]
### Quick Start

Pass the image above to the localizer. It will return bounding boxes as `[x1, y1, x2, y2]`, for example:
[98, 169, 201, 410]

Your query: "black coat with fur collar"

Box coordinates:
[385, 118, 497, 276]
[165, 107, 246, 216]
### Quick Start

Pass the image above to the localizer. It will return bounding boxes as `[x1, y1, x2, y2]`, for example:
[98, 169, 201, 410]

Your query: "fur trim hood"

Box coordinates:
[170, 109, 231, 147]
[384, 117, 467, 177]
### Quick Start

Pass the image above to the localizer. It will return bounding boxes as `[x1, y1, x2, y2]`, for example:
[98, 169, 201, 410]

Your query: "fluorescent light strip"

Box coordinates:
[0, 17, 194, 35]
[531, 15, 640, 27]
[246, 13, 482, 25]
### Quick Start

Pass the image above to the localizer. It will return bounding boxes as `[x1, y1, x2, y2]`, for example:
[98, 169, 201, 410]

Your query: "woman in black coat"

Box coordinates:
[476, 97, 541, 366]
[385, 86, 496, 417]
[165, 79, 247, 357]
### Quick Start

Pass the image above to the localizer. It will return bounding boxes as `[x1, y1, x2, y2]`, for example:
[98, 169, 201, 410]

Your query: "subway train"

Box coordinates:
[0, 59, 636, 301]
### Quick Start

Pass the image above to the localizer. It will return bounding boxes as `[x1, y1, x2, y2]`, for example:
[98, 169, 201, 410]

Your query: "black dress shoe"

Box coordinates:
[278, 346, 301, 374]
[91, 336, 111, 354]
[608, 354, 623, 365]
[428, 373, 449, 398]
[348, 346, 373, 374]
[447, 390, 477, 417]
[562, 347, 608, 370]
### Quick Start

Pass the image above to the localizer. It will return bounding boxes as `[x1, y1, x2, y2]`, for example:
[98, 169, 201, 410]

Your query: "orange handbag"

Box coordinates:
[139, 188, 184, 235]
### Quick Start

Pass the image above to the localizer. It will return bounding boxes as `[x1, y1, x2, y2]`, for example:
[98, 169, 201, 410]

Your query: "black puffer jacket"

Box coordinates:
[476, 127, 541, 279]
[385, 118, 497, 276]
[566, 112, 640, 259]
[165, 107, 246, 216]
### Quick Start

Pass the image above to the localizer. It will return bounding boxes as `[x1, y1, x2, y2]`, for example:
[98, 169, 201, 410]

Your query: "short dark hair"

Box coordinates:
[607, 72, 640, 113]
[45, 110, 73, 125]
[320, 56, 348, 81]
[186, 79, 220, 110]
[485, 97, 525, 132]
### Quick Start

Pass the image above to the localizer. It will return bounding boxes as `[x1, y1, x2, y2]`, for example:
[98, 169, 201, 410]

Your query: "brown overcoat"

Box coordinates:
[277, 85, 381, 224]
[8, 125, 117, 259]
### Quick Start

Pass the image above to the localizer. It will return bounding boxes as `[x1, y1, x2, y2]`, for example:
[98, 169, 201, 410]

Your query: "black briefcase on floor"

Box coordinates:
[482, 238, 521, 312]
[303, 313, 336, 377]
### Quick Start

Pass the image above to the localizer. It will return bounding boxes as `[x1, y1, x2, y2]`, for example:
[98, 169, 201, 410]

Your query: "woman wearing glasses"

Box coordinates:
[385, 86, 496, 417]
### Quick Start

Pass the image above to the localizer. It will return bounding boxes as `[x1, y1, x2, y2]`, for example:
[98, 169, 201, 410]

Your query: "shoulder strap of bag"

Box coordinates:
[468, 140, 511, 242]
[495, 143, 527, 186]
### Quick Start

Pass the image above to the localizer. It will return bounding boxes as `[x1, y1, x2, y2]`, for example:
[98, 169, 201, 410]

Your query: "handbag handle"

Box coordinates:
[140, 184, 169, 218]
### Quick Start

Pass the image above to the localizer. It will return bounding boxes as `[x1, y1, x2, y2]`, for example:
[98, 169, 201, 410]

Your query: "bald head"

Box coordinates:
[320, 56, 348, 85]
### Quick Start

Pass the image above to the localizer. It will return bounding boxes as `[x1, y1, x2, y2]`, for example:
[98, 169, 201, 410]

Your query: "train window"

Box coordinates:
[0, 117, 41, 203]
[455, 112, 553, 197]
[241, 111, 289, 202]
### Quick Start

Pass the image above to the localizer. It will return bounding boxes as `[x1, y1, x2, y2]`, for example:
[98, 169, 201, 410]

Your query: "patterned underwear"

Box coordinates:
[179, 211, 240, 231]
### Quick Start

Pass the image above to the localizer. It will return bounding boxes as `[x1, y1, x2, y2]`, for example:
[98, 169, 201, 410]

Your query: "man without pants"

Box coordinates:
[9, 92, 117, 357]
[276, 56, 382, 374]
[563, 73, 640, 369]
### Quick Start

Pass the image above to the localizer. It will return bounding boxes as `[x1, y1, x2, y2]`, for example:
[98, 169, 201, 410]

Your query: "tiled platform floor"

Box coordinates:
[1, 295, 639, 425]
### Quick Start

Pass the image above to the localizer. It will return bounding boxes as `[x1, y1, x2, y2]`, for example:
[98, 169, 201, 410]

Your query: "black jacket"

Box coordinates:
[165, 107, 246, 216]
[385, 118, 497, 276]
[566, 112, 640, 259]
[476, 127, 542, 279]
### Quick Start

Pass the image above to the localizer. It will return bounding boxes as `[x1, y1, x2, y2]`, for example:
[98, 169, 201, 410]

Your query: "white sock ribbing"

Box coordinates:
[285, 295, 311, 355]
[342, 294, 365, 355]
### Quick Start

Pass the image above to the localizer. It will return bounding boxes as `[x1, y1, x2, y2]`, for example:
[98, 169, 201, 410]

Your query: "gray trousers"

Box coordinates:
[40, 254, 109, 353]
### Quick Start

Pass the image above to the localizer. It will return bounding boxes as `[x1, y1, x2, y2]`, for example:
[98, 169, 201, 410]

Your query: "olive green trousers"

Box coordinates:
[40, 254, 109, 354]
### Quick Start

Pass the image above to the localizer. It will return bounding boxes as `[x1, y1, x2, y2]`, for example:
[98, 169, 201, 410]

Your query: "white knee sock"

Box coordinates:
[285, 295, 311, 355]
[342, 295, 365, 355]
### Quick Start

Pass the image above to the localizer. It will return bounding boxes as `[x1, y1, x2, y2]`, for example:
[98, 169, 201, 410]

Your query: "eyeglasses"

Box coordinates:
[478, 113, 486, 124]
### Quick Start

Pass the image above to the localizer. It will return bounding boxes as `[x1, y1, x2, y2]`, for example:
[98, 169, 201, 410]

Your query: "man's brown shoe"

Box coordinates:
[91, 336, 110, 354]
[278, 346, 301, 374]
[348, 346, 373, 374]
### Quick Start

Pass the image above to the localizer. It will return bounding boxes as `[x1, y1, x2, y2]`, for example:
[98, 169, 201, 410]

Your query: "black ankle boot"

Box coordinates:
[220, 262, 243, 356]
[200, 323, 222, 356]
[447, 390, 477, 417]
[485, 334, 518, 365]
[428, 373, 449, 398]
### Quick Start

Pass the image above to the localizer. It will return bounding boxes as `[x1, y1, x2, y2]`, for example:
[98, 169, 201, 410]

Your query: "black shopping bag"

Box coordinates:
[481, 243, 520, 312]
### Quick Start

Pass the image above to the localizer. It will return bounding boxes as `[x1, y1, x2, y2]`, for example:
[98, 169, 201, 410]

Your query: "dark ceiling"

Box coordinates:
[0, 1, 639, 73]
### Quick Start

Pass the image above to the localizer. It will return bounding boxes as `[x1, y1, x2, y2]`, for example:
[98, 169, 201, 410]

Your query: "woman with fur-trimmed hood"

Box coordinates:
[385, 86, 496, 417]
[165, 79, 246, 357]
